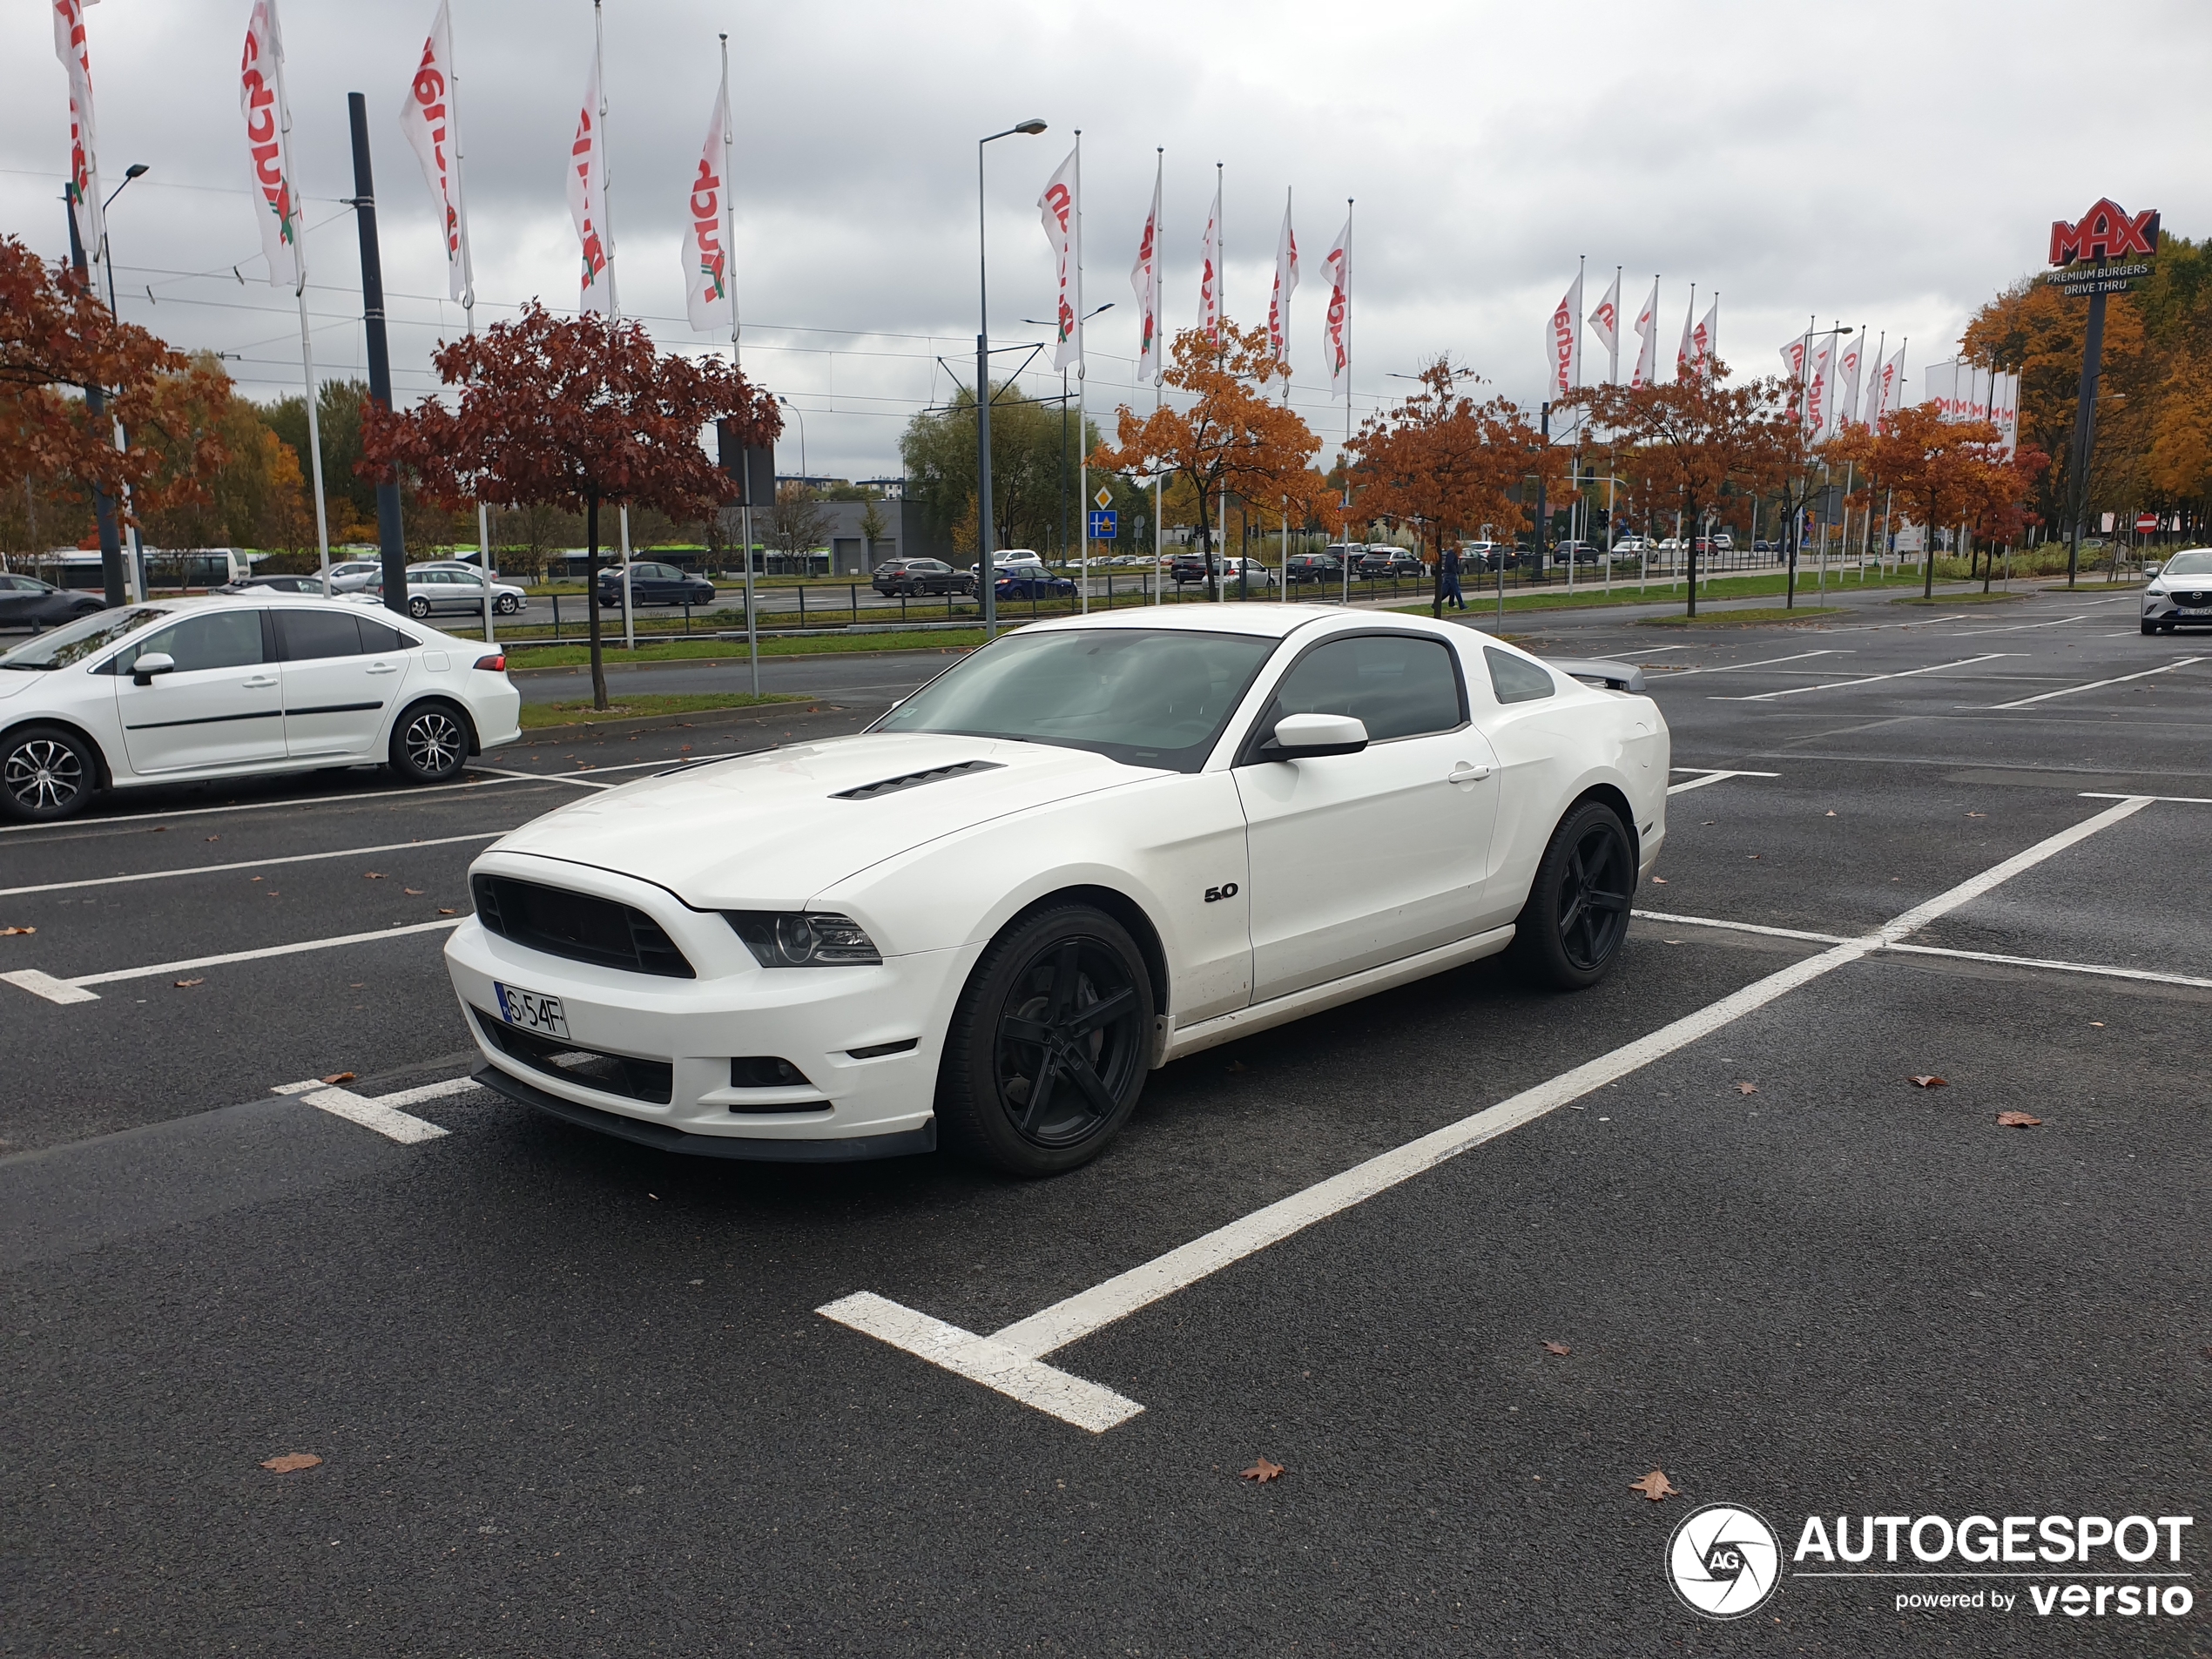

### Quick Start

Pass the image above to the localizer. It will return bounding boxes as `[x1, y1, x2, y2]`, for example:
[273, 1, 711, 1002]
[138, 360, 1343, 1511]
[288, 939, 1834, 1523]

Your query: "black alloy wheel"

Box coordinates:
[0, 724, 97, 822]
[1513, 799, 1635, 990]
[938, 904, 1155, 1177]
[389, 701, 469, 785]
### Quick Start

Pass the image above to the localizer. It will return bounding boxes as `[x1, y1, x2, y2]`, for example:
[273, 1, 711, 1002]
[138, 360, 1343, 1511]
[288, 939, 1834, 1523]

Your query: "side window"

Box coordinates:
[114, 609, 266, 676]
[275, 610, 365, 661]
[1486, 646, 1557, 705]
[357, 618, 415, 652]
[1268, 635, 1464, 743]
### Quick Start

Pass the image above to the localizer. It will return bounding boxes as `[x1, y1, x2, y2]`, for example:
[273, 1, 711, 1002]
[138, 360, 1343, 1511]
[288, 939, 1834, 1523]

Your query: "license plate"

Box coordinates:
[494, 981, 569, 1039]
[2177, 607, 2209, 617]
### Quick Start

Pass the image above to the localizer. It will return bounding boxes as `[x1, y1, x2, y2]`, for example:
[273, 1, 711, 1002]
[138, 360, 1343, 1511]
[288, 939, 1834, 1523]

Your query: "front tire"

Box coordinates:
[0, 724, 98, 822]
[936, 904, 1156, 1177]
[1512, 799, 1635, 990]
[388, 700, 470, 785]
[2142, 619, 2158, 635]
[408, 597, 432, 620]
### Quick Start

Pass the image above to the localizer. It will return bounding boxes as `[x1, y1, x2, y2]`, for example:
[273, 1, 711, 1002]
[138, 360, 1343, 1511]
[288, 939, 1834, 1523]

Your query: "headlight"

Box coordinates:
[725, 911, 882, 967]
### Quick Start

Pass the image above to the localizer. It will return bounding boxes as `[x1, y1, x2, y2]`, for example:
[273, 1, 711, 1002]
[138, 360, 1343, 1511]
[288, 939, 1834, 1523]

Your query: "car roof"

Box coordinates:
[1018, 601, 1471, 644]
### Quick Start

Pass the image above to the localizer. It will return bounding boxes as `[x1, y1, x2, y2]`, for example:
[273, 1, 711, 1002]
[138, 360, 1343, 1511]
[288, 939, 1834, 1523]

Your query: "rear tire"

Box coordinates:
[408, 597, 432, 620]
[495, 594, 520, 616]
[1, 724, 99, 822]
[936, 904, 1156, 1177]
[1512, 799, 1635, 991]
[388, 700, 470, 786]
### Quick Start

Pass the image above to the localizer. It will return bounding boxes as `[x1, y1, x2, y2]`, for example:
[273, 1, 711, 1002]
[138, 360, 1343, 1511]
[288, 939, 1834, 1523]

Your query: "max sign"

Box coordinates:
[2049, 199, 2159, 267]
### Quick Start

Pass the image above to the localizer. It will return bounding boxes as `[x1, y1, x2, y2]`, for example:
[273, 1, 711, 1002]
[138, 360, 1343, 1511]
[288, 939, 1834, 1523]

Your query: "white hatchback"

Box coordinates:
[0, 594, 522, 821]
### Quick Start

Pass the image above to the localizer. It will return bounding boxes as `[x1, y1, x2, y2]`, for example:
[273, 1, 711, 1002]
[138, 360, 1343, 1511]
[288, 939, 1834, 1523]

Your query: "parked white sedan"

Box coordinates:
[448, 605, 1667, 1175]
[0, 594, 522, 821]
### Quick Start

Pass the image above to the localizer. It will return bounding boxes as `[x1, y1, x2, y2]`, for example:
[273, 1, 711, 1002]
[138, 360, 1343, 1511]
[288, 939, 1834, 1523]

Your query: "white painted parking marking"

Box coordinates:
[1945, 609, 2114, 636]
[0, 831, 502, 899]
[818, 1292, 1145, 1433]
[1632, 910, 1850, 943]
[1713, 653, 2013, 702]
[0, 769, 560, 837]
[2080, 791, 2212, 805]
[300, 1085, 449, 1144]
[0, 968, 101, 1005]
[368, 1076, 485, 1109]
[1650, 650, 1850, 678]
[821, 796, 2155, 1429]
[1983, 657, 2204, 709]
[471, 764, 615, 790]
[3, 917, 466, 1002]
[1666, 769, 1781, 795]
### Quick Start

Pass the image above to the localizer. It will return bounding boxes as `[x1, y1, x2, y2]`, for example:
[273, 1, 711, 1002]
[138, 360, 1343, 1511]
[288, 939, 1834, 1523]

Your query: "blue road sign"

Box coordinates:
[1088, 509, 1118, 539]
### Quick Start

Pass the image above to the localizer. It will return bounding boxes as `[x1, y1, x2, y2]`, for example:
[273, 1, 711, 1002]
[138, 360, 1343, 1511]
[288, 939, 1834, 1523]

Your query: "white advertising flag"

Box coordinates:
[567, 61, 613, 315]
[683, 82, 733, 330]
[1131, 154, 1163, 385]
[400, 2, 465, 301]
[1268, 194, 1298, 368]
[1630, 278, 1658, 388]
[1836, 333, 1865, 428]
[1548, 272, 1582, 397]
[1199, 178, 1222, 346]
[53, 0, 105, 266]
[1587, 271, 1621, 377]
[1676, 291, 1696, 381]
[1037, 145, 1081, 371]
[1875, 345, 1905, 423]
[1996, 372, 2020, 456]
[239, 0, 305, 290]
[1694, 300, 1718, 381]
[1921, 360, 1959, 420]
[1321, 212, 1351, 393]
[1779, 337, 1807, 383]
[1805, 336, 1835, 433]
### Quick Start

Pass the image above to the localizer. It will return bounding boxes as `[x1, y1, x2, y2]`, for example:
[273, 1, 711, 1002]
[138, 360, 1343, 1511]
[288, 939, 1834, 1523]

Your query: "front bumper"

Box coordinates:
[2143, 591, 2212, 624]
[444, 905, 976, 1154]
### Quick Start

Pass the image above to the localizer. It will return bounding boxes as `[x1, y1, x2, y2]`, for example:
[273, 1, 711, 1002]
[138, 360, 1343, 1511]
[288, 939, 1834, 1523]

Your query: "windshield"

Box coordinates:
[2160, 550, 2212, 577]
[873, 626, 1278, 772]
[0, 605, 168, 670]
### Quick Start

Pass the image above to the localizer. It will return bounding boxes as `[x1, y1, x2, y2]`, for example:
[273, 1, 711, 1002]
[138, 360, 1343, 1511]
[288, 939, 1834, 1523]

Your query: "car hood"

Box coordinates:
[488, 732, 1153, 909]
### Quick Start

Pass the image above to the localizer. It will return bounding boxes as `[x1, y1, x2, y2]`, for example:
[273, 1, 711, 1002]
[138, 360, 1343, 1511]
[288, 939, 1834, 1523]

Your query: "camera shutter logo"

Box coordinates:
[1667, 1503, 1782, 1620]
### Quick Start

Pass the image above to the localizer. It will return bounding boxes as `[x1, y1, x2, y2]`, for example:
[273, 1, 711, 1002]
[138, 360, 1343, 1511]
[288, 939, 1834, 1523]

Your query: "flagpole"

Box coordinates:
[438, 3, 494, 644]
[1610, 264, 1622, 384]
[1341, 197, 1353, 611]
[267, 0, 330, 587]
[1074, 129, 1089, 615]
[1152, 149, 1163, 609]
[718, 35, 757, 695]
[584, 0, 635, 651]
[1278, 185, 1291, 602]
[1217, 160, 1226, 605]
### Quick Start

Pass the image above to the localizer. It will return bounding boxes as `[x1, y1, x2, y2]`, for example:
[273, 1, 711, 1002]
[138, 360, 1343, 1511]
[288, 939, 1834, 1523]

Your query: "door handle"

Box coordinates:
[1447, 763, 1493, 785]
[242, 675, 279, 689]
[365, 662, 399, 675]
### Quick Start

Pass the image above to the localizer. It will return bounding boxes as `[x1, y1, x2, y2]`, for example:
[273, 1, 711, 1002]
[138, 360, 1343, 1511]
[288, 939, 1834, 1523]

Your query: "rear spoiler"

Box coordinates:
[1550, 658, 1647, 693]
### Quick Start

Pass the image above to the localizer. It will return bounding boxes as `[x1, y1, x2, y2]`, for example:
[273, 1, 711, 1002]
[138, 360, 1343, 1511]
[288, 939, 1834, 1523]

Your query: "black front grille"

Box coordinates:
[832, 759, 1003, 800]
[2175, 590, 2210, 606]
[475, 1006, 674, 1105]
[471, 873, 694, 978]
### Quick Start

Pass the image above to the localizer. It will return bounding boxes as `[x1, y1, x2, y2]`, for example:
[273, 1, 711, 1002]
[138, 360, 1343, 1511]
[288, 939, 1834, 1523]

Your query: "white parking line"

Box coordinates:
[470, 764, 616, 790]
[1712, 653, 2013, 702]
[1945, 610, 2108, 636]
[1650, 650, 1851, 678]
[0, 769, 560, 837]
[300, 1084, 449, 1144]
[1666, 768, 1782, 795]
[2081, 791, 2212, 805]
[1, 916, 465, 1003]
[0, 831, 502, 900]
[1983, 657, 2203, 709]
[1632, 909, 1849, 943]
[819, 796, 2155, 1432]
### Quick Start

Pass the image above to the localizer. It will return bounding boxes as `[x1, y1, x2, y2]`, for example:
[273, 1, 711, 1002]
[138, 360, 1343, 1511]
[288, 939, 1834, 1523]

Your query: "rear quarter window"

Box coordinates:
[1485, 646, 1557, 705]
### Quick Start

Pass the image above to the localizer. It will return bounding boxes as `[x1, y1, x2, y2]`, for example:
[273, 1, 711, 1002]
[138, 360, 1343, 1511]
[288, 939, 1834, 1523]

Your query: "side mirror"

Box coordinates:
[132, 652, 176, 687]
[2143, 563, 2161, 579]
[1265, 711, 1369, 758]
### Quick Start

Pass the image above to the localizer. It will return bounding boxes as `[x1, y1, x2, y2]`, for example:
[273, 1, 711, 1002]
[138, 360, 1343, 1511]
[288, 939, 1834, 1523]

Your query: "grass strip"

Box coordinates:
[518, 691, 804, 729]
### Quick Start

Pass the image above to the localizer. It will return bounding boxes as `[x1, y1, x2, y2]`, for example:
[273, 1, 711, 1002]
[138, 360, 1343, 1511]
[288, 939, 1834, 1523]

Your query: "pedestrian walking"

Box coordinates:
[1440, 545, 1466, 610]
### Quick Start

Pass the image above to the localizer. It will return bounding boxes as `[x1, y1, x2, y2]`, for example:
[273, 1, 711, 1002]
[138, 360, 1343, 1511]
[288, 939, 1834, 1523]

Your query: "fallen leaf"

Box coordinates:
[173, 978, 205, 988]
[1651, 876, 1668, 884]
[0, 925, 34, 936]
[362, 872, 385, 880]
[1629, 1470, 1679, 1501]
[152, 826, 166, 832]
[404, 888, 425, 896]
[1737, 1082, 1758, 1096]
[679, 745, 692, 752]
[206, 836, 219, 842]
[1542, 1340, 1571, 1356]
[1746, 853, 1762, 860]
[1966, 812, 1986, 819]
[1824, 810, 1837, 817]
[437, 907, 457, 915]
[2089, 1022, 2104, 1028]
[320, 1072, 355, 1085]
[1225, 1060, 1248, 1074]
[250, 876, 261, 882]
[1909, 1076, 1948, 1089]
[260, 1453, 321, 1474]
[1240, 1457, 1286, 1483]
[1995, 1110, 2042, 1128]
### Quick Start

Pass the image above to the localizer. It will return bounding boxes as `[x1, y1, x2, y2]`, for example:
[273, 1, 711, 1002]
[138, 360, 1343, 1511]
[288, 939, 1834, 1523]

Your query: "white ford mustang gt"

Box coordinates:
[448, 605, 1669, 1175]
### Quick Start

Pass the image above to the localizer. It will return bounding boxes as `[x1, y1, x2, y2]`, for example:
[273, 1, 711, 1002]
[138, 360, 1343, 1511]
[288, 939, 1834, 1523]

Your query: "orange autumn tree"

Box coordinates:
[1093, 320, 1319, 600]
[363, 302, 778, 708]
[1346, 355, 1560, 616]
[1568, 367, 1800, 617]
[1834, 405, 2013, 598]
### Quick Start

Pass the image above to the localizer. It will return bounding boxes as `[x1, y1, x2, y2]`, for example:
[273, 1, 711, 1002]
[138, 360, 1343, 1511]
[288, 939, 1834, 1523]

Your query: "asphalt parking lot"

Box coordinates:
[3, 582, 2208, 1656]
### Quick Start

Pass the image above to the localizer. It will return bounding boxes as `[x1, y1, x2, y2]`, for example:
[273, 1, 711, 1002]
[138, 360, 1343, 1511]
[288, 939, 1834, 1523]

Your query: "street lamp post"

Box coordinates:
[977, 118, 1047, 639]
[99, 164, 149, 602]
[775, 395, 809, 577]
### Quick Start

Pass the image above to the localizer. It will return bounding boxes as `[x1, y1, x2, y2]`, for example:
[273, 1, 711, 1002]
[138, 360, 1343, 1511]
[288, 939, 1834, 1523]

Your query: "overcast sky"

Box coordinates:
[9, 0, 2209, 482]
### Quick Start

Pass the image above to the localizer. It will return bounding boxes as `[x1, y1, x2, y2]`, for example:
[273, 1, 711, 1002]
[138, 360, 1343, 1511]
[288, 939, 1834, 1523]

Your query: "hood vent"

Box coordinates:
[833, 759, 1004, 800]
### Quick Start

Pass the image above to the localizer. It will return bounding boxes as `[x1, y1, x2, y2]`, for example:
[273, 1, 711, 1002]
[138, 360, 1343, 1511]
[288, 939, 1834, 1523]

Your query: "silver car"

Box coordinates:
[347, 565, 528, 619]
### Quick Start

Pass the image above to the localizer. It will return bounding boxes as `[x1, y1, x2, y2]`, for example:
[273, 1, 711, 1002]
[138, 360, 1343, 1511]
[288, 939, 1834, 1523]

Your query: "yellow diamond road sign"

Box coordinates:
[1094, 487, 1113, 509]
